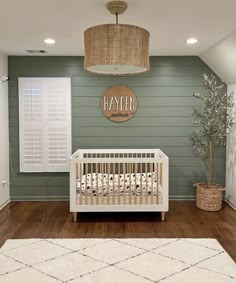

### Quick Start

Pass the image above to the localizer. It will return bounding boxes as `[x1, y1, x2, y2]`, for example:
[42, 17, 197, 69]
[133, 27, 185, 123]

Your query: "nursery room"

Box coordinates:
[0, 0, 236, 282]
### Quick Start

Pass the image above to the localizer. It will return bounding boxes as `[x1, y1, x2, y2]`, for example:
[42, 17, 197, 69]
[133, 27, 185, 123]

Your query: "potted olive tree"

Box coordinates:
[192, 73, 234, 211]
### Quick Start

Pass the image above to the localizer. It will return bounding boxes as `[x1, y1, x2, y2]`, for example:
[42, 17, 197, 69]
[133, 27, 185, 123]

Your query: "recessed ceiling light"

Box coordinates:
[44, 38, 56, 45]
[186, 38, 198, 45]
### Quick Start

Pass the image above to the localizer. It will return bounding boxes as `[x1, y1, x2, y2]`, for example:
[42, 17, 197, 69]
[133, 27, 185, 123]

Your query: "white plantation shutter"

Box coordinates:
[19, 79, 44, 171]
[45, 79, 71, 171]
[19, 78, 71, 172]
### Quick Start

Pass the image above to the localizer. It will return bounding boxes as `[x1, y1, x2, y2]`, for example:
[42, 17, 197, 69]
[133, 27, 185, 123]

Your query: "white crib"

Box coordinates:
[70, 149, 169, 221]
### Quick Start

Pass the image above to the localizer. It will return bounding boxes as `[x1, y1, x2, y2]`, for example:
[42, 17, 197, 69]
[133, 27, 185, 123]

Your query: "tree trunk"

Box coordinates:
[208, 141, 213, 188]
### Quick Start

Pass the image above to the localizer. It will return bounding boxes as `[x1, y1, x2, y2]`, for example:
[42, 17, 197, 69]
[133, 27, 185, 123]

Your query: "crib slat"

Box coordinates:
[118, 162, 121, 205]
[104, 160, 107, 205]
[76, 163, 79, 204]
[104, 160, 106, 203]
[107, 162, 111, 204]
[80, 162, 82, 205]
[131, 154, 133, 172]
[123, 162, 126, 204]
[76, 163, 79, 179]
[112, 162, 115, 205]
[106, 160, 108, 205]
[156, 162, 159, 204]
[145, 163, 148, 204]
[85, 163, 88, 205]
[101, 163, 104, 205]
[142, 163, 145, 205]
[129, 163, 131, 205]
[96, 162, 98, 205]
[140, 162, 143, 204]
[160, 162, 163, 187]
[135, 162, 137, 205]
[151, 162, 154, 205]
[90, 163, 93, 205]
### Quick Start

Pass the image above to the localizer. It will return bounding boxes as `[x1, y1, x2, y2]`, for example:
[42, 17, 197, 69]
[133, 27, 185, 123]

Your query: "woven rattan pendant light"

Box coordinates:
[84, 1, 150, 75]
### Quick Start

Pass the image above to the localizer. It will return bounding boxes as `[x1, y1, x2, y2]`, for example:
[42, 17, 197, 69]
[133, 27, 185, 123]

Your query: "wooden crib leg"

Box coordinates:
[161, 212, 166, 222]
[73, 212, 78, 222]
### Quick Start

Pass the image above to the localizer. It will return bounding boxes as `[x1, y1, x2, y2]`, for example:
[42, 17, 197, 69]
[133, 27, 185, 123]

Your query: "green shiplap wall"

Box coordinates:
[8, 56, 226, 200]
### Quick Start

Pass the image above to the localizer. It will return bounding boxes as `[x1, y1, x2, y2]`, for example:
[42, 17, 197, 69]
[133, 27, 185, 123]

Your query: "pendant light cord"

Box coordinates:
[116, 12, 118, 24]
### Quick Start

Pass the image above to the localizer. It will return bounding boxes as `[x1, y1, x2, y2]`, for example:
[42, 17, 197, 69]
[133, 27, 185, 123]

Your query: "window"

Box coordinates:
[19, 78, 71, 172]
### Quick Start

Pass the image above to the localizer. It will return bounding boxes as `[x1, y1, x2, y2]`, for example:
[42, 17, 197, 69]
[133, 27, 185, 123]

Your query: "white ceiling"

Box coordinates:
[0, 0, 236, 56]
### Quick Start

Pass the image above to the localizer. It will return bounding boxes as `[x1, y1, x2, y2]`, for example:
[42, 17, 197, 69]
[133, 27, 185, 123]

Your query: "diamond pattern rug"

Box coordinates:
[0, 238, 235, 282]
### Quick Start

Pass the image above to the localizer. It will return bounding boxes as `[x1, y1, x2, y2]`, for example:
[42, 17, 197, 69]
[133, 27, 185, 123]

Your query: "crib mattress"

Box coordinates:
[76, 172, 159, 197]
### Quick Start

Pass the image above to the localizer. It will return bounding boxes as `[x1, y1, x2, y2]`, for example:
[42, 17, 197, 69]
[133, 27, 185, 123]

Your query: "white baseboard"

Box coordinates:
[169, 195, 195, 200]
[10, 196, 69, 201]
[0, 199, 10, 210]
[224, 198, 236, 211]
[10, 196, 195, 201]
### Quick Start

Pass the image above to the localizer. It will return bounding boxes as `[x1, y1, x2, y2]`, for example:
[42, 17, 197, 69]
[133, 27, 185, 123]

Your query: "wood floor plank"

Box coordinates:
[0, 201, 235, 261]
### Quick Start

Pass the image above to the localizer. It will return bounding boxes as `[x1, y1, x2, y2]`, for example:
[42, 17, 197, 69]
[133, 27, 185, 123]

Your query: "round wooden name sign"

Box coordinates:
[101, 86, 137, 122]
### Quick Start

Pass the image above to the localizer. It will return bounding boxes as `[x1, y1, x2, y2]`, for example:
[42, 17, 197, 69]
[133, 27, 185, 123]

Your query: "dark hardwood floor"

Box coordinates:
[0, 201, 235, 261]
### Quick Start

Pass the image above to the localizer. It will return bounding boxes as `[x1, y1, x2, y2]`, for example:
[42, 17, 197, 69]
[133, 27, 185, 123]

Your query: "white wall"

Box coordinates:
[200, 32, 236, 208]
[200, 31, 236, 84]
[0, 54, 9, 209]
[226, 85, 236, 208]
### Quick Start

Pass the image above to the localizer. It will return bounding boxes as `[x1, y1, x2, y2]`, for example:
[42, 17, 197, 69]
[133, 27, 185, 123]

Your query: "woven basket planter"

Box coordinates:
[194, 182, 225, 211]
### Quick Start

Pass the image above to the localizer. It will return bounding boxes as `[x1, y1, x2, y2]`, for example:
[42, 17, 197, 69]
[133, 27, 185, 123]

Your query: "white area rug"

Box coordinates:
[0, 238, 235, 282]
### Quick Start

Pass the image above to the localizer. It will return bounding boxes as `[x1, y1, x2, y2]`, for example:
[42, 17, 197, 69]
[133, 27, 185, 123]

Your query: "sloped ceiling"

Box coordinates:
[200, 31, 236, 85]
